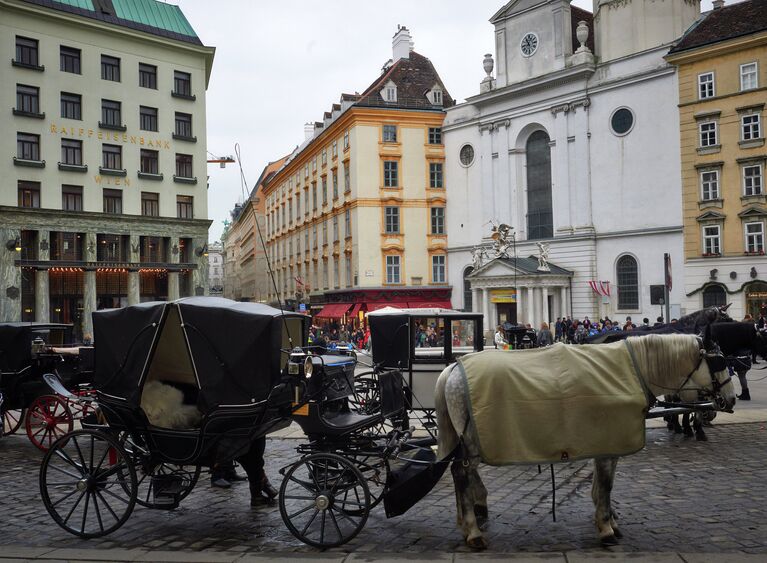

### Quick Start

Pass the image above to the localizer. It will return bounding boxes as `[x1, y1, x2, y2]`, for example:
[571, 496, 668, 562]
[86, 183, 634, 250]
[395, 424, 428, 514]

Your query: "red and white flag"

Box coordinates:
[588, 280, 611, 296]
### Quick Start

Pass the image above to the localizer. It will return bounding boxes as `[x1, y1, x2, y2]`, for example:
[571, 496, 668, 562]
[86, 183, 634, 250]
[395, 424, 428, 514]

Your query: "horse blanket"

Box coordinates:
[456, 341, 648, 465]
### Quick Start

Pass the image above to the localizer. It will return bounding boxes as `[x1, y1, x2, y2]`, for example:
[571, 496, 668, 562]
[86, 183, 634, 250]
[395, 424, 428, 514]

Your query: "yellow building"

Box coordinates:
[262, 28, 454, 321]
[666, 0, 767, 318]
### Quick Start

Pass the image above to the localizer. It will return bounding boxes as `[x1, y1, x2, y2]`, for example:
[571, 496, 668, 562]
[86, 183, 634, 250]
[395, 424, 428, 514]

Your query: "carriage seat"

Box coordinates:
[293, 401, 382, 437]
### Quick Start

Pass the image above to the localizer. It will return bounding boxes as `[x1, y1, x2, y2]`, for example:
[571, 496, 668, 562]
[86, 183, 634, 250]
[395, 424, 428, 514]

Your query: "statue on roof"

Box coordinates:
[536, 242, 550, 272]
[490, 221, 514, 259]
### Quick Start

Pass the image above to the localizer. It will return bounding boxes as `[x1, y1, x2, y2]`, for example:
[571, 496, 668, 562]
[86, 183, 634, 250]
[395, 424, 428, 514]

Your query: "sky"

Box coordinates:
[173, 0, 723, 242]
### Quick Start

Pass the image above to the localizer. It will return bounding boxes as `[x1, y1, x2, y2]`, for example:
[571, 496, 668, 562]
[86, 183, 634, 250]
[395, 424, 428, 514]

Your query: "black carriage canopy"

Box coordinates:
[93, 297, 308, 413]
[0, 323, 74, 372]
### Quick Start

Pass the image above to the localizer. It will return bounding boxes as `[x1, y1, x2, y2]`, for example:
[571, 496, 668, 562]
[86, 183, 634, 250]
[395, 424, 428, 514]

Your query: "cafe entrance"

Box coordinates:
[745, 281, 767, 318]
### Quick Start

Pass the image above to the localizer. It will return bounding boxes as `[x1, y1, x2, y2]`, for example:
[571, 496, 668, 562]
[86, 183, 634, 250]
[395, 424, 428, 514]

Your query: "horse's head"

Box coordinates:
[682, 336, 736, 411]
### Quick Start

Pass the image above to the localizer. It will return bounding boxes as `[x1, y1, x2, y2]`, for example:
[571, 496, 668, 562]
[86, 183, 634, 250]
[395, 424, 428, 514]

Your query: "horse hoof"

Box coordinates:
[600, 534, 619, 546]
[466, 536, 488, 550]
[612, 527, 623, 539]
[683, 429, 694, 438]
[696, 433, 708, 442]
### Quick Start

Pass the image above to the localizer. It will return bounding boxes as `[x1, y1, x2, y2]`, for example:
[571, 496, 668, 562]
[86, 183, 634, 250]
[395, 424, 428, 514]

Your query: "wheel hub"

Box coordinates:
[76, 478, 89, 492]
[315, 494, 331, 510]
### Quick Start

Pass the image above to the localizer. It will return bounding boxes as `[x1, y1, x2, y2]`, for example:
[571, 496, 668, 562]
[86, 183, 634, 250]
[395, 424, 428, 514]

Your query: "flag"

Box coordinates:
[588, 280, 611, 296]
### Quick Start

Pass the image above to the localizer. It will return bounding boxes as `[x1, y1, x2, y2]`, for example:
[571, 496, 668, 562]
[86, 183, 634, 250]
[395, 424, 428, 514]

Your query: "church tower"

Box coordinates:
[593, 0, 700, 63]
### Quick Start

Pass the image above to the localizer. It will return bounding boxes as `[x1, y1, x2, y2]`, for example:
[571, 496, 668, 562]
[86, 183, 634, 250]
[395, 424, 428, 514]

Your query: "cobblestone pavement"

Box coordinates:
[1, 422, 766, 556]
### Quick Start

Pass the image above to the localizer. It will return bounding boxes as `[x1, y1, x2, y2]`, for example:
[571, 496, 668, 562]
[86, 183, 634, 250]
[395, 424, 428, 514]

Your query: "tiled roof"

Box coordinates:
[20, 0, 203, 45]
[669, 0, 767, 54]
[570, 5, 595, 54]
[356, 51, 454, 110]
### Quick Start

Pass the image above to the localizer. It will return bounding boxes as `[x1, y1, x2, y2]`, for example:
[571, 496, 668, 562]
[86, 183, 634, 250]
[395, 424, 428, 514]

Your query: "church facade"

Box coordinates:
[444, 0, 701, 333]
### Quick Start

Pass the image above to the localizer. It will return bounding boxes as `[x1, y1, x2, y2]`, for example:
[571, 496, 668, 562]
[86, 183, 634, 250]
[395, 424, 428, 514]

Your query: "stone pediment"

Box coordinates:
[491, 0, 551, 23]
[469, 256, 572, 278]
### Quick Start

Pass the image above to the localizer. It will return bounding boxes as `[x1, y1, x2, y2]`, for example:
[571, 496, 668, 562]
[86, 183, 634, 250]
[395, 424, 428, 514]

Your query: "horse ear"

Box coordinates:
[721, 303, 732, 312]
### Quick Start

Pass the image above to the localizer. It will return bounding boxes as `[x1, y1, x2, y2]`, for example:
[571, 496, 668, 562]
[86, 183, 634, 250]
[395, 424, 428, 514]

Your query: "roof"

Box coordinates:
[356, 51, 455, 110]
[473, 256, 573, 277]
[669, 0, 767, 54]
[255, 155, 291, 197]
[20, 0, 203, 45]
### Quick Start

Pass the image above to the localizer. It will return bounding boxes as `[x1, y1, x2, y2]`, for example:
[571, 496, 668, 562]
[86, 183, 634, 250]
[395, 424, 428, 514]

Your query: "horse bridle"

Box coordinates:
[675, 344, 732, 410]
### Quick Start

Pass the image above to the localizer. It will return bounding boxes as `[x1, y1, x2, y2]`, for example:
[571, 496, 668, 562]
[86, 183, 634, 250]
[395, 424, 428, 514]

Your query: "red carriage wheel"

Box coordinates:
[25, 395, 74, 451]
[2, 409, 25, 436]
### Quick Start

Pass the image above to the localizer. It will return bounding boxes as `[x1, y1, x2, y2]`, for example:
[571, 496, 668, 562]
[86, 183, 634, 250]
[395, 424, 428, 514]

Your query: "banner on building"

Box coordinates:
[588, 280, 611, 297]
[490, 289, 517, 303]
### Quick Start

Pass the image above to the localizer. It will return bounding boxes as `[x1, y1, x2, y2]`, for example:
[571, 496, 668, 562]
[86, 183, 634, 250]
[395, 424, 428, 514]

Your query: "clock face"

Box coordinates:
[520, 33, 539, 57]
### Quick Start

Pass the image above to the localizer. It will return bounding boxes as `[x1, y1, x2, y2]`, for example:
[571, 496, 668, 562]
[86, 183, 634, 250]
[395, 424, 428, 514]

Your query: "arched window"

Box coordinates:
[526, 130, 553, 240]
[702, 285, 726, 308]
[616, 255, 639, 310]
[463, 266, 474, 311]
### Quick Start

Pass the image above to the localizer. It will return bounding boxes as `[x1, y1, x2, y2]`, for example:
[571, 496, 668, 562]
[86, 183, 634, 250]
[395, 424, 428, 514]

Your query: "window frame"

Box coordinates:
[60, 46, 81, 74]
[141, 192, 160, 217]
[430, 207, 445, 235]
[176, 195, 194, 219]
[139, 63, 157, 89]
[428, 127, 443, 145]
[102, 144, 122, 170]
[703, 225, 722, 255]
[174, 112, 193, 138]
[386, 255, 401, 284]
[173, 70, 192, 96]
[700, 169, 720, 201]
[101, 55, 120, 82]
[429, 162, 444, 188]
[16, 84, 40, 114]
[745, 221, 765, 253]
[175, 153, 193, 178]
[103, 188, 123, 214]
[740, 62, 758, 91]
[15, 36, 39, 67]
[61, 185, 83, 212]
[140, 106, 158, 132]
[383, 124, 397, 143]
[61, 138, 83, 165]
[140, 149, 160, 175]
[743, 164, 763, 196]
[384, 206, 400, 234]
[101, 99, 122, 127]
[383, 160, 398, 188]
[699, 121, 718, 148]
[742, 113, 761, 141]
[432, 255, 446, 283]
[60, 92, 82, 120]
[698, 72, 715, 100]
[16, 132, 40, 161]
[616, 254, 639, 310]
[18, 180, 41, 208]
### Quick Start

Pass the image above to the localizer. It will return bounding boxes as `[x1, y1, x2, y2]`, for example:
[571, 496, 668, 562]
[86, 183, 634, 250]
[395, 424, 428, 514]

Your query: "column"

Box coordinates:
[168, 237, 180, 301]
[127, 271, 140, 305]
[552, 285, 561, 322]
[192, 237, 207, 296]
[478, 287, 488, 334]
[542, 286, 550, 326]
[35, 269, 49, 323]
[83, 270, 96, 339]
[526, 286, 534, 326]
[472, 287, 481, 314]
[515, 285, 523, 325]
[480, 127, 495, 217]
[560, 286, 568, 318]
[0, 227, 22, 322]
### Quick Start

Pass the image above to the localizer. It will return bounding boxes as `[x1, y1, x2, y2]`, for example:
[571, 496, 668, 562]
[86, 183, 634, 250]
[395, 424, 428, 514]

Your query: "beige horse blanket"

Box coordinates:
[456, 341, 648, 465]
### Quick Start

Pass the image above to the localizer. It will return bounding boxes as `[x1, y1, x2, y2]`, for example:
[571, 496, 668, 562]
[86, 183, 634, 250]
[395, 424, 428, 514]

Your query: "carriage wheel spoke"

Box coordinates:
[288, 502, 316, 520]
[329, 467, 349, 495]
[100, 486, 131, 505]
[95, 489, 119, 522]
[300, 509, 320, 537]
[80, 489, 91, 533]
[328, 506, 345, 538]
[89, 435, 95, 469]
[72, 435, 87, 472]
[91, 491, 105, 533]
[319, 510, 326, 544]
[48, 461, 82, 480]
[62, 489, 87, 524]
[50, 487, 80, 507]
[283, 495, 317, 501]
[53, 446, 84, 473]
[93, 444, 112, 473]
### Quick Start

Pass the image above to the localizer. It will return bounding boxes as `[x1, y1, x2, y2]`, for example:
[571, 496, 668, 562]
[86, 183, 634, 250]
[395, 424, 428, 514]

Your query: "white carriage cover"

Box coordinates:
[456, 341, 648, 465]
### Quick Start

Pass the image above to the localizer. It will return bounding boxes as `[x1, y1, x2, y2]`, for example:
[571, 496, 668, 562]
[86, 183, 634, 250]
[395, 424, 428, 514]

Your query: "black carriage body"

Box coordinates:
[0, 322, 92, 410]
[92, 297, 309, 465]
[368, 308, 483, 410]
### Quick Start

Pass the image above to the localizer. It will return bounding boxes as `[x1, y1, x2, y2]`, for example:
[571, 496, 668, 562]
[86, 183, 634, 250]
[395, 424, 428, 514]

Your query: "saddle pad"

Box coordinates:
[456, 341, 648, 465]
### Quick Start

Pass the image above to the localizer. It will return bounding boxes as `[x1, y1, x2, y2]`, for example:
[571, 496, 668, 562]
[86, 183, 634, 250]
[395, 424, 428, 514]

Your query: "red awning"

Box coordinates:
[315, 303, 352, 319]
[366, 302, 409, 312]
[407, 300, 453, 309]
[349, 303, 362, 318]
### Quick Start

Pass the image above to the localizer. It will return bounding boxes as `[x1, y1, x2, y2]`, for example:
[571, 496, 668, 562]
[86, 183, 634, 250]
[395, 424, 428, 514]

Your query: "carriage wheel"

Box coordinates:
[340, 452, 386, 513]
[279, 452, 370, 548]
[26, 395, 74, 451]
[39, 429, 137, 538]
[2, 408, 25, 436]
[350, 372, 381, 415]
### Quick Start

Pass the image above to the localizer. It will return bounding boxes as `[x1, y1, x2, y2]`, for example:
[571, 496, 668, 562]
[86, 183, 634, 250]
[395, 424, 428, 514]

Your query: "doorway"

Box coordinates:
[745, 281, 767, 318]
[496, 303, 517, 327]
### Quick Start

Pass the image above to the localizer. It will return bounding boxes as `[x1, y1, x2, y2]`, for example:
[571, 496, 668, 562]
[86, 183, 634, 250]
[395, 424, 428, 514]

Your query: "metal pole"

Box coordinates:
[664, 253, 671, 323]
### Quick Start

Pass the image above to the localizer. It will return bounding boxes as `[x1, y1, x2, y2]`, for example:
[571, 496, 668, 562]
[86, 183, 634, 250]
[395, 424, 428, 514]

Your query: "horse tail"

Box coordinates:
[435, 363, 460, 461]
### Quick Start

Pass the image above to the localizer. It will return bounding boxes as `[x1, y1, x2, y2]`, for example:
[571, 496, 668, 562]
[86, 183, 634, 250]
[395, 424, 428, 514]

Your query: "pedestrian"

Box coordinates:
[538, 322, 553, 347]
[623, 316, 634, 331]
[653, 316, 664, 328]
[554, 317, 563, 342]
[494, 325, 507, 349]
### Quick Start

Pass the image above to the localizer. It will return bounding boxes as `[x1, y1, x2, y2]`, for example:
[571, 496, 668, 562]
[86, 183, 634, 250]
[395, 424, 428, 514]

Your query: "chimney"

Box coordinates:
[392, 25, 413, 61]
[304, 122, 314, 141]
[712, 0, 724, 8]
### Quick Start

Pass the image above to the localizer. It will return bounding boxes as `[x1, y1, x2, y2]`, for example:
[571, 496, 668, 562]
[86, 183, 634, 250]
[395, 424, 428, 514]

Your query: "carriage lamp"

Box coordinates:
[6, 237, 21, 252]
[304, 356, 317, 378]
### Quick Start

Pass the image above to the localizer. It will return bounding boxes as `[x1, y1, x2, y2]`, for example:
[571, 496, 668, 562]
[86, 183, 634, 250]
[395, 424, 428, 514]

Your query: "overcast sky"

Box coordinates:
[173, 0, 723, 242]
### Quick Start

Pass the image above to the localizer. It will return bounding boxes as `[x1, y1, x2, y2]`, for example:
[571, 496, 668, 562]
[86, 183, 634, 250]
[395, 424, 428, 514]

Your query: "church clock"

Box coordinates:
[520, 33, 538, 57]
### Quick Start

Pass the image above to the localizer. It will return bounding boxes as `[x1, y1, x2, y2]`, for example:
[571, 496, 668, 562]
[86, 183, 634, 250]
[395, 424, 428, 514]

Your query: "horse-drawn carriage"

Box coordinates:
[38, 298, 444, 548]
[0, 322, 94, 450]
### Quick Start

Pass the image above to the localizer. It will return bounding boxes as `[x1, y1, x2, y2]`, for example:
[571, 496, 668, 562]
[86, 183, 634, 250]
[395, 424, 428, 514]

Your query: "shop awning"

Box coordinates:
[366, 302, 410, 312]
[349, 303, 362, 318]
[315, 303, 352, 319]
[407, 300, 453, 309]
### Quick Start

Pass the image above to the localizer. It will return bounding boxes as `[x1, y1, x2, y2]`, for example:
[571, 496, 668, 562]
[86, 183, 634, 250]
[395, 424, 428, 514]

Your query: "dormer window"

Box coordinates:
[429, 86, 443, 106]
[381, 80, 397, 103]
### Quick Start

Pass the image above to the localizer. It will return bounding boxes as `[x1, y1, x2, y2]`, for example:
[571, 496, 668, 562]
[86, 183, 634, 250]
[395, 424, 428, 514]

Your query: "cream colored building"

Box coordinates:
[666, 0, 767, 318]
[264, 28, 453, 320]
[0, 0, 214, 338]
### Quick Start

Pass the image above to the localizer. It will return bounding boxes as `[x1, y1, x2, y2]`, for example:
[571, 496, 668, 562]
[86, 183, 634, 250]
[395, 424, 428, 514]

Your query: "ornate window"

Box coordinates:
[526, 130, 553, 240]
[702, 285, 726, 308]
[616, 255, 639, 310]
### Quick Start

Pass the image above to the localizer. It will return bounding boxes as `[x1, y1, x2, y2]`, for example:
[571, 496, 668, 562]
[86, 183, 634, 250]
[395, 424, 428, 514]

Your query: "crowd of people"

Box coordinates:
[308, 322, 370, 351]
